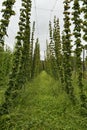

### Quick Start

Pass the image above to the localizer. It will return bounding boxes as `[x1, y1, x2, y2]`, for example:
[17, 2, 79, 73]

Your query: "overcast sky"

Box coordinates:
[0, 0, 64, 59]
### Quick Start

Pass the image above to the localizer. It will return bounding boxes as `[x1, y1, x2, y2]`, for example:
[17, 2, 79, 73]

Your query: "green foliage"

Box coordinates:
[18, 0, 32, 81]
[72, 0, 87, 108]
[53, 17, 64, 82]
[0, 71, 87, 129]
[45, 40, 52, 75]
[53, 17, 61, 67]
[82, 0, 87, 42]
[0, 47, 12, 89]
[0, 43, 22, 115]
[1, 0, 87, 129]
[30, 21, 35, 78]
[32, 38, 40, 78]
[0, 0, 16, 47]
[0, 49, 4, 88]
[45, 21, 59, 79]
[0, 0, 16, 99]
[63, 0, 75, 103]
[0, 0, 32, 116]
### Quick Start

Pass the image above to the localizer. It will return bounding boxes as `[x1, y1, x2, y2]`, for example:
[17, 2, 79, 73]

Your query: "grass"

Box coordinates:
[0, 71, 87, 130]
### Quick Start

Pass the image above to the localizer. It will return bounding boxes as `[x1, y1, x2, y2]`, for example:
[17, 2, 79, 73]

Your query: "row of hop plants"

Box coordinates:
[0, 0, 87, 125]
[45, 0, 87, 108]
[0, 0, 41, 117]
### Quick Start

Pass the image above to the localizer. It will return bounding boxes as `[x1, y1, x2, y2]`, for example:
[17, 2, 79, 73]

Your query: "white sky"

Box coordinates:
[0, 0, 64, 59]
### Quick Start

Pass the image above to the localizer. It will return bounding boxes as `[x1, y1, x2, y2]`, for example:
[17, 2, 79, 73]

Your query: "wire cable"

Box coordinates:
[14, 5, 58, 12]
[45, 0, 58, 43]
[33, 0, 39, 36]
[50, 0, 58, 20]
